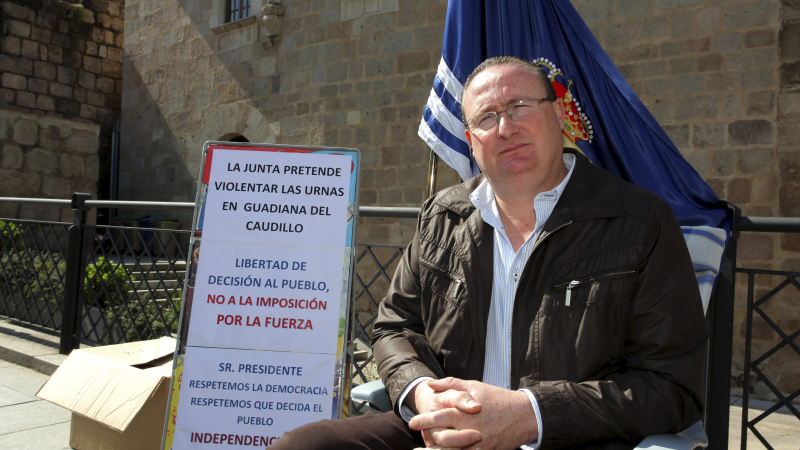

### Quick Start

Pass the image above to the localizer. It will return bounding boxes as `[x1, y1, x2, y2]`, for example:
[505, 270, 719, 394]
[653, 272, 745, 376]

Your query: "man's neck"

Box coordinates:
[490, 160, 569, 252]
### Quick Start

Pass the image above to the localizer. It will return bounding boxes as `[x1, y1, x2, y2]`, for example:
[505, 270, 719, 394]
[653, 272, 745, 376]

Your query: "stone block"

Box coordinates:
[663, 124, 690, 149]
[617, 0, 653, 16]
[49, 82, 72, 99]
[641, 60, 669, 78]
[64, 129, 98, 154]
[722, 94, 743, 118]
[671, 11, 694, 38]
[696, 7, 720, 31]
[645, 78, 674, 96]
[21, 39, 38, 59]
[3, 2, 35, 21]
[697, 53, 723, 72]
[615, 43, 659, 62]
[16, 90, 35, 108]
[413, 25, 444, 49]
[0, 168, 39, 196]
[779, 90, 800, 113]
[0, 54, 33, 76]
[723, 0, 776, 30]
[633, 16, 669, 40]
[0, 118, 6, 140]
[725, 51, 750, 71]
[781, 21, 800, 61]
[778, 113, 800, 147]
[683, 37, 711, 53]
[677, 74, 703, 94]
[779, 152, 800, 179]
[580, 0, 613, 22]
[397, 51, 431, 74]
[7, 19, 31, 38]
[669, 57, 696, 75]
[84, 56, 101, 74]
[41, 176, 71, 197]
[738, 233, 773, 261]
[660, 41, 681, 57]
[87, 91, 105, 107]
[382, 29, 413, 53]
[27, 78, 47, 94]
[2, 145, 23, 169]
[1, 73, 26, 90]
[36, 95, 55, 111]
[727, 178, 752, 204]
[24, 148, 57, 173]
[728, 120, 774, 146]
[705, 72, 737, 91]
[746, 91, 774, 116]
[85, 155, 99, 181]
[32, 26, 51, 44]
[80, 104, 98, 120]
[656, 0, 703, 9]
[737, 148, 773, 174]
[101, 60, 121, 78]
[56, 152, 84, 179]
[675, 97, 695, 121]
[13, 119, 38, 146]
[739, 68, 774, 90]
[713, 149, 735, 176]
[2, 36, 21, 55]
[364, 55, 394, 77]
[713, 32, 742, 52]
[33, 61, 56, 81]
[57, 66, 74, 85]
[781, 61, 800, 88]
[697, 96, 719, 119]
[693, 123, 725, 148]
[746, 29, 776, 49]
[38, 126, 60, 150]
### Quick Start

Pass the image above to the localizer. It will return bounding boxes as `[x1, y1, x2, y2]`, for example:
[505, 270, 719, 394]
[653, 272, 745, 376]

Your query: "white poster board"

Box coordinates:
[162, 143, 360, 449]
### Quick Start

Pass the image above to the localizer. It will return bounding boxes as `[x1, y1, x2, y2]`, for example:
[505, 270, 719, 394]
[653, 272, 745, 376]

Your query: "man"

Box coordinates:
[272, 56, 707, 450]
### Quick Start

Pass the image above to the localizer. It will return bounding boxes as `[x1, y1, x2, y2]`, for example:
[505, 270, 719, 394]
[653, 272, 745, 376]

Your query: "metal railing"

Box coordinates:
[2, 195, 800, 449]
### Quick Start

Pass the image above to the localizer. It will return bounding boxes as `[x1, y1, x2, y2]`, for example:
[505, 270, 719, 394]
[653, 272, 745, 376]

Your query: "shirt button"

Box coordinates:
[513, 273, 519, 282]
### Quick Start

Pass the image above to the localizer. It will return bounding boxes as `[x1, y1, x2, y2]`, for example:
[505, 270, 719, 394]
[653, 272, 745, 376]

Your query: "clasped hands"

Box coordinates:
[407, 377, 538, 450]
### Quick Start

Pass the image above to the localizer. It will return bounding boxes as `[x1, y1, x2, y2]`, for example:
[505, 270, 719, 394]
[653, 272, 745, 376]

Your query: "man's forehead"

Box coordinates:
[463, 64, 545, 110]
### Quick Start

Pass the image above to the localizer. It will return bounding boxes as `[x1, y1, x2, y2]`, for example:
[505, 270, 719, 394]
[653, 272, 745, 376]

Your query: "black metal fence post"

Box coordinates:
[704, 205, 740, 449]
[59, 193, 91, 354]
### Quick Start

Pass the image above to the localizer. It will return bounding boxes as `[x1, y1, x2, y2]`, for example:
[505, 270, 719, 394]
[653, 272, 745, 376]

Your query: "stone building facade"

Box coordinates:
[118, 0, 798, 400]
[0, 0, 124, 221]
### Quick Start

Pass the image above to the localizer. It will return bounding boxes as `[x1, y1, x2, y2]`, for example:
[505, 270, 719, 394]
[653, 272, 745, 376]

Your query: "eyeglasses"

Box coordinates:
[466, 97, 558, 131]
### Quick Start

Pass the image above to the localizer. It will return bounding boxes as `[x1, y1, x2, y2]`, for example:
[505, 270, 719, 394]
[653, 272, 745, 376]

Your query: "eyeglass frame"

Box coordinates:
[465, 96, 559, 131]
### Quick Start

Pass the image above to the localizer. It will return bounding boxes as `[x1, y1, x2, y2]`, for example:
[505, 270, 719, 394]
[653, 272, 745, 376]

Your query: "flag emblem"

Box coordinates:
[533, 58, 594, 145]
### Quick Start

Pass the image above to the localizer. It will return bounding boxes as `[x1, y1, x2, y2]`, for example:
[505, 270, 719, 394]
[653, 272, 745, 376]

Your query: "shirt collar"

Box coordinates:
[469, 153, 576, 213]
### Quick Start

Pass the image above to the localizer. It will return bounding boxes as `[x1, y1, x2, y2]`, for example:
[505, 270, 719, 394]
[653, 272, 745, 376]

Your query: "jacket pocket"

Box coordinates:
[419, 258, 466, 309]
[550, 268, 637, 309]
[403, 329, 445, 378]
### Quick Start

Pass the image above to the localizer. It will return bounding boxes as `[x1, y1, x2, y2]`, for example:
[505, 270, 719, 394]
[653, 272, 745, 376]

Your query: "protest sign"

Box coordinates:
[162, 142, 360, 449]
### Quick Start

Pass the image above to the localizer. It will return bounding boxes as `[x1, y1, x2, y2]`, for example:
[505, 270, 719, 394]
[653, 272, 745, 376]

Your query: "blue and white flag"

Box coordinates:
[418, 0, 732, 311]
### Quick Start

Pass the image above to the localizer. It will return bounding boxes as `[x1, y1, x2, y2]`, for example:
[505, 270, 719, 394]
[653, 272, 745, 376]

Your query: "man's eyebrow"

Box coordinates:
[472, 97, 529, 116]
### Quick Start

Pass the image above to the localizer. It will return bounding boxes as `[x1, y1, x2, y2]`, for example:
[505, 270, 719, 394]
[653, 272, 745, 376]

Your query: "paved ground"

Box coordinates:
[1, 319, 798, 449]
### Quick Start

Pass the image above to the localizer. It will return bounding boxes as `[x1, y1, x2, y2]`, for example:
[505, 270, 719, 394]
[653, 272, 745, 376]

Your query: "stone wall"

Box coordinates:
[120, 0, 797, 400]
[0, 0, 124, 211]
[0, 107, 100, 221]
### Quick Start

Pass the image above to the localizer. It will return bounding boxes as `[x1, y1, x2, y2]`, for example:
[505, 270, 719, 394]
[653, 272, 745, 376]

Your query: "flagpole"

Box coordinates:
[427, 150, 438, 198]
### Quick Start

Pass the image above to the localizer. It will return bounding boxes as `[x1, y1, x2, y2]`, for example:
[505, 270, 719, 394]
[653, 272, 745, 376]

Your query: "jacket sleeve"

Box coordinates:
[371, 213, 441, 410]
[528, 204, 708, 449]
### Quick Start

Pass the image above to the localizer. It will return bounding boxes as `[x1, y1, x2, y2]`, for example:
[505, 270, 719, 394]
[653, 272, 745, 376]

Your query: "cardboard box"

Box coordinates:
[37, 337, 176, 450]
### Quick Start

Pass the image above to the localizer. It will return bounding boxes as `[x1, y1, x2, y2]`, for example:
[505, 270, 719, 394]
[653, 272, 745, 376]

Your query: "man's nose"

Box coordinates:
[496, 111, 519, 138]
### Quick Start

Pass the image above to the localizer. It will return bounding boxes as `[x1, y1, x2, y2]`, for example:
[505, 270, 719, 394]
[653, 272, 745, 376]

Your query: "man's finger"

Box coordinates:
[429, 428, 482, 448]
[434, 389, 481, 414]
[408, 408, 460, 431]
[427, 377, 470, 392]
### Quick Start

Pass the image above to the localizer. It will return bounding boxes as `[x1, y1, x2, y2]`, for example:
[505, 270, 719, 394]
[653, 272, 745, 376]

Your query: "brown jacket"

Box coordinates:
[372, 150, 707, 449]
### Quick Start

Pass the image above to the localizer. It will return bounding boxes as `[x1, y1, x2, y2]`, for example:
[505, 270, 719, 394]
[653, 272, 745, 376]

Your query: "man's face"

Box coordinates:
[463, 64, 566, 185]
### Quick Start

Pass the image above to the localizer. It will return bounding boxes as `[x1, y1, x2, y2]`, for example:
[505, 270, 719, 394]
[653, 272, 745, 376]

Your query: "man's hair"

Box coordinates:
[460, 56, 558, 126]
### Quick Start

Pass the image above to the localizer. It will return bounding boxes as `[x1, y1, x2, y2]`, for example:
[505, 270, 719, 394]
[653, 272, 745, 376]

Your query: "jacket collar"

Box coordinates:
[431, 148, 626, 227]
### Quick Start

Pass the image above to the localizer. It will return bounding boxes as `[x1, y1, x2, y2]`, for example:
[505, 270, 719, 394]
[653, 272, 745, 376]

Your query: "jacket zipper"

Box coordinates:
[509, 220, 573, 387]
[555, 270, 636, 306]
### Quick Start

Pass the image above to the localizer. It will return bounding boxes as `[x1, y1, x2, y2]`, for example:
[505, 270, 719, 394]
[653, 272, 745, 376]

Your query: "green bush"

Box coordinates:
[83, 256, 131, 309]
[0, 220, 24, 254]
[105, 291, 181, 342]
[0, 251, 66, 305]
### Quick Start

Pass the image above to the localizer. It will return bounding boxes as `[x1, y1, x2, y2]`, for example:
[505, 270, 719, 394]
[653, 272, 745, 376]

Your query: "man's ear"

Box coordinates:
[464, 129, 473, 147]
[553, 98, 566, 129]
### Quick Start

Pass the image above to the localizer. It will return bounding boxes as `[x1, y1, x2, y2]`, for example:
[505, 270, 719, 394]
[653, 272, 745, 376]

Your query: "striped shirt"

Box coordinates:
[470, 153, 575, 449]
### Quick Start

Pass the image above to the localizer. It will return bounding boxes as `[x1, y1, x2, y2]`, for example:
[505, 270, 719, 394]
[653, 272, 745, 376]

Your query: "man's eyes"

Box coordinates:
[511, 104, 533, 113]
[476, 114, 494, 125]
